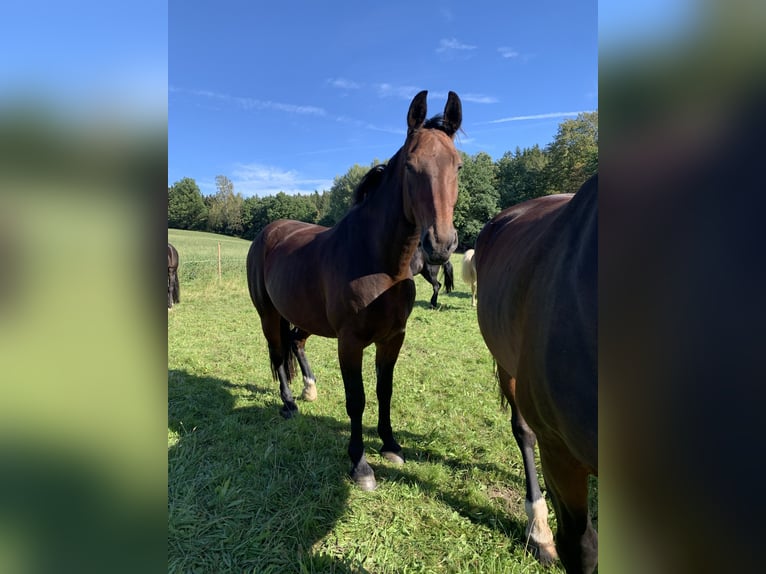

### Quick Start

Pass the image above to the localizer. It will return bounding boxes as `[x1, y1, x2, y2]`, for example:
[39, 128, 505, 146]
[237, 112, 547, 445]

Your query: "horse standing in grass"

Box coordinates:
[474, 175, 597, 573]
[409, 245, 454, 308]
[461, 249, 477, 307]
[247, 91, 462, 490]
[168, 243, 179, 309]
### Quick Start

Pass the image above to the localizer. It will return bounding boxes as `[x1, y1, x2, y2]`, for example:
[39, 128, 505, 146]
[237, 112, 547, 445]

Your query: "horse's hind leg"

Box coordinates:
[539, 441, 598, 574]
[291, 327, 317, 401]
[375, 333, 405, 464]
[498, 366, 557, 564]
[261, 311, 299, 418]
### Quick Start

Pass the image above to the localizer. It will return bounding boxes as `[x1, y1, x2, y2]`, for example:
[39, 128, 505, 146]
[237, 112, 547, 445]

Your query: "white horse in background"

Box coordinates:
[461, 249, 477, 307]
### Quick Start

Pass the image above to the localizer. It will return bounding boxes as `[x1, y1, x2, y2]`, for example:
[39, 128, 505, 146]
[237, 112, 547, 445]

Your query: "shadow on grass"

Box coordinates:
[168, 368, 535, 572]
[169, 369, 377, 573]
[412, 290, 472, 311]
[376, 435, 534, 549]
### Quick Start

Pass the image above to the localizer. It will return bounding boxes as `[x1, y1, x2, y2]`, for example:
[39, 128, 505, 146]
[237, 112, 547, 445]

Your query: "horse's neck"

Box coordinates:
[347, 172, 419, 278]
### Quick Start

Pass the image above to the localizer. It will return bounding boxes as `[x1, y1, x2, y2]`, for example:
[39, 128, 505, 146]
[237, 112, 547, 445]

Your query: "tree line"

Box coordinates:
[168, 111, 597, 250]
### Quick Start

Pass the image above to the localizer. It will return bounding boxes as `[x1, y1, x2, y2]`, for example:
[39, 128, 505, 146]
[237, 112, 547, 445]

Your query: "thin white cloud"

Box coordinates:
[375, 83, 423, 100]
[327, 78, 362, 90]
[437, 38, 477, 53]
[460, 93, 499, 104]
[485, 110, 595, 124]
[232, 163, 334, 196]
[179, 87, 326, 117]
[498, 46, 520, 59]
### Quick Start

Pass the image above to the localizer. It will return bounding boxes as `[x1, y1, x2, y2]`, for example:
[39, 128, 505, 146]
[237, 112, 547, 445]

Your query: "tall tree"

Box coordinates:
[544, 111, 598, 194]
[496, 145, 550, 208]
[207, 175, 244, 236]
[321, 161, 381, 226]
[453, 151, 499, 249]
[168, 177, 207, 230]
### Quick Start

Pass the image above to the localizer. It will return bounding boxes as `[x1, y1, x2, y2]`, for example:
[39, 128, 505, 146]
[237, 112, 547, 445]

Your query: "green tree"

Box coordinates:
[265, 192, 318, 223]
[321, 161, 381, 226]
[454, 151, 499, 249]
[544, 111, 598, 194]
[496, 145, 550, 208]
[168, 177, 207, 230]
[311, 190, 330, 225]
[207, 175, 244, 236]
[242, 196, 267, 240]
[241, 192, 321, 239]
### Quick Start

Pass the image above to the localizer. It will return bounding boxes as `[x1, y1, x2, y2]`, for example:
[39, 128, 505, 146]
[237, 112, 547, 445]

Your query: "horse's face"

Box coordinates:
[402, 91, 462, 265]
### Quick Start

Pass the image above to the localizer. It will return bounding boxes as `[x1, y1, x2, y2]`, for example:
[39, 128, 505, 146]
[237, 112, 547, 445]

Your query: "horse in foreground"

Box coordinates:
[168, 242, 179, 309]
[474, 175, 597, 573]
[409, 245, 454, 308]
[461, 249, 477, 307]
[247, 91, 462, 490]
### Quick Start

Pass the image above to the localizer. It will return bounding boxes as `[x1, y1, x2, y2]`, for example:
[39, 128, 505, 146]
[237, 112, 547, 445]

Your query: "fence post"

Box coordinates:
[218, 242, 222, 281]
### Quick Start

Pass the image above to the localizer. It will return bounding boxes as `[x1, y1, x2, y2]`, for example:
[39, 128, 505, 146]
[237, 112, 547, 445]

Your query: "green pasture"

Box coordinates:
[168, 228, 594, 573]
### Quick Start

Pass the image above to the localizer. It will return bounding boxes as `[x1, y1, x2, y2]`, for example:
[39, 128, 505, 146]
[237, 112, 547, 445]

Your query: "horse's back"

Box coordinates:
[247, 219, 338, 337]
[248, 219, 325, 284]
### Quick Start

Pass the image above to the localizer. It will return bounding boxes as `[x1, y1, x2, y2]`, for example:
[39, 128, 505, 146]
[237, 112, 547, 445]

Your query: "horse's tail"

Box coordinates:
[442, 261, 454, 293]
[274, 317, 297, 382]
[495, 361, 512, 412]
[172, 273, 180, 304]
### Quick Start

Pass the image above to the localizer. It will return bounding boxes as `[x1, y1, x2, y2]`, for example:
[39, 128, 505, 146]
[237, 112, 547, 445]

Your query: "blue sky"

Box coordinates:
[170, 1, 597, 197]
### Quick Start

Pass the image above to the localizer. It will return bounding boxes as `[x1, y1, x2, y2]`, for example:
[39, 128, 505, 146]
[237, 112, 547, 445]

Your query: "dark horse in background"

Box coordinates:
[168, 243, 179, 309]
[247, 91, 462, 490]
[409, 245, 454, 308]
[475, 175, 597, 573]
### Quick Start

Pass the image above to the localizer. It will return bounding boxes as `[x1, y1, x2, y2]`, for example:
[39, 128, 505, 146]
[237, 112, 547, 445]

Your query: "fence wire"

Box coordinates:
[178, 257, 245, 282]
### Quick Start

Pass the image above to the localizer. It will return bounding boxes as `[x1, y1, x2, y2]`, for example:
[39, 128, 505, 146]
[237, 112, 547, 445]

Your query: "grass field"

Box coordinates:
[168, 228, 595, 573]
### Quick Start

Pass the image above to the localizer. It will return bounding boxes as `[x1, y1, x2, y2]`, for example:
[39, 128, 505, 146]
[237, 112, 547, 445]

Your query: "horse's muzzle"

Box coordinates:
[421, 228, 458, 264]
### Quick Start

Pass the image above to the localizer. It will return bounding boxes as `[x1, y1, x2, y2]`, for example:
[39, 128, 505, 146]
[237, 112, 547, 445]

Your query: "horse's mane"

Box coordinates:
[350, 114, 457, 207]
[351, 164, 387, 206]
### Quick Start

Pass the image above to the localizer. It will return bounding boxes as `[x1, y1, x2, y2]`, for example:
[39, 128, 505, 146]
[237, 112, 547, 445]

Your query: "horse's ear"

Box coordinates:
[407, 90, 428, 134]
[443, 91, 462, 137]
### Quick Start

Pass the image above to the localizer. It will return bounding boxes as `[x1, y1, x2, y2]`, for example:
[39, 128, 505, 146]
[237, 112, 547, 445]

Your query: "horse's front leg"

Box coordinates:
[429, 281, 440, 308]
[338, 339, 376, 490]
[375, 332, 405, 464]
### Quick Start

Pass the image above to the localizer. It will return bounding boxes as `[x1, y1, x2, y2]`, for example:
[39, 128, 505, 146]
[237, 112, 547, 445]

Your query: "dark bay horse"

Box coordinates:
[247, 91, 462, 490]
[474, 175, 597, 573]
[409, 245, 454, 308]
[168, 243, 179, 309]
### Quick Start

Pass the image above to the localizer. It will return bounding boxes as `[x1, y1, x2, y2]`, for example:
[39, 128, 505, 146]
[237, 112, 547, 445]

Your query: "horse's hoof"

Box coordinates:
[279, 405, 298, 419]
[381, 450, 405, 465]
[534, 543, 559, 565]
[301, 382, 317, 402]
[354, 474, 377, 491]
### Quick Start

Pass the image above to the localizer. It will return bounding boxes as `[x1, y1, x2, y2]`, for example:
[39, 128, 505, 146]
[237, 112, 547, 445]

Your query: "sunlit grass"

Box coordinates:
[168, 229, 594, 573]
